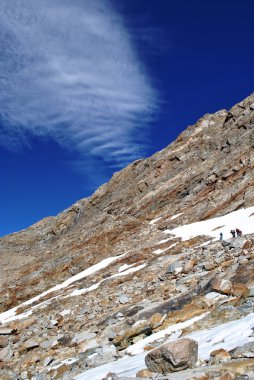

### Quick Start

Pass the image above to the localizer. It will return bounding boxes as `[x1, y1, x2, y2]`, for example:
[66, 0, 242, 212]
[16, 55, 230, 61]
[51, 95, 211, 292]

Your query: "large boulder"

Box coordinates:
[145, 338, 198, 373]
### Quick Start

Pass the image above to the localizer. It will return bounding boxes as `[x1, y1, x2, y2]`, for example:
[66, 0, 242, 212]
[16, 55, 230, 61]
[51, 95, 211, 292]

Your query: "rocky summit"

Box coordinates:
[0, 93, 254, 380]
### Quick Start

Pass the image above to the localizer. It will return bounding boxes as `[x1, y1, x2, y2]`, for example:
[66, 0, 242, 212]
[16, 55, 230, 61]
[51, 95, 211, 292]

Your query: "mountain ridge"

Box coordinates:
[0, 93, 254, 379]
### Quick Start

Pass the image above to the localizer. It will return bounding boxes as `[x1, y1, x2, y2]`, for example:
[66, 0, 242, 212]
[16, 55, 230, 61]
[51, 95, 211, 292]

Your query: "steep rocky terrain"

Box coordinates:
[0, 93, 254, 379]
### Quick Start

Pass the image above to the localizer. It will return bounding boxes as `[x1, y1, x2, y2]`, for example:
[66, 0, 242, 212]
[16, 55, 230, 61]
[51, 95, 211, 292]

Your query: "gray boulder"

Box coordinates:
[145, 338, 198, 373]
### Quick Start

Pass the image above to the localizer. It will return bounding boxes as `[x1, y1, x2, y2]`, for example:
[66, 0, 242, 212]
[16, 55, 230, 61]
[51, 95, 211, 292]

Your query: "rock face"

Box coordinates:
[0, 93, 254, 309]
[145, 338, 198, 373]
[0, 94, 254, 379]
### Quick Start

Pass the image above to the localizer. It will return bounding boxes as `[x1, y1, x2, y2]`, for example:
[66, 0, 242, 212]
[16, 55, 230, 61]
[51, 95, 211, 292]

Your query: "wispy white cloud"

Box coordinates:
[0, 0, 157, 167]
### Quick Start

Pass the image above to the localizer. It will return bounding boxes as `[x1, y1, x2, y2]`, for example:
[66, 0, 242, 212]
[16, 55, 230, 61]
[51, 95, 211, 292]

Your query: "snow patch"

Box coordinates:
[0, 252, 127, 324]
[164, 206, 254, 241]
[149, 217, 162, 225]
[170, 212, 183, 220]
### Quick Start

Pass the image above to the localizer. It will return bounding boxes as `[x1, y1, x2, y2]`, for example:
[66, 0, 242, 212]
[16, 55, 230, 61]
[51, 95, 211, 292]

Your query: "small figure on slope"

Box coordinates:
[219, 232, 223, 240]
[236, 228, 242, 237]
[230, 229, 236, 238]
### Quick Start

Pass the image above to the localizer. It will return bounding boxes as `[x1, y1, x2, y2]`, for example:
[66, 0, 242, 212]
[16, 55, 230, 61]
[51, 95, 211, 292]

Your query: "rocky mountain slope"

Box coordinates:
[0, 93, 254, 379]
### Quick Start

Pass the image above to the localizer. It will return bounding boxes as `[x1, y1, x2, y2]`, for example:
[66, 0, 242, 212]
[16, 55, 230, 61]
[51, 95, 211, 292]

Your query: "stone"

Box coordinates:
[19, 339, 39, 352]
[212, 278, 232, 294]
[0, 345, 13, 361]
[43, 356, 54, 366]
[145, 338, 198, 373]
[59, 309, 71, 317]
[118, 294, 129, 304]
[210, 348, 231, 363]
[149, 313, 165, 329]
[203, 292, 227, 307]
[50, 319, 58, 326]
[183, 260, 196, 273]
[166, 261, 183, 275]
[0, 328, 16, 335]
[0, 336, 8, 348]
[248, 285, 254, 297]
[78, 338, 99, 352]
[231, 283, 249, 299]
[136, 369, 153, 378]
[108, 330, 117, 341]
[230, 342, 254, 358]
[40, 340, 52, 349]
[229, 239, 250, 250]
[101, 344, 118, 357]
[80, 306, 89, 314]
[203, 262, 215, 271]
[72, 330, 96, 344]
[113, 322, 152, 350]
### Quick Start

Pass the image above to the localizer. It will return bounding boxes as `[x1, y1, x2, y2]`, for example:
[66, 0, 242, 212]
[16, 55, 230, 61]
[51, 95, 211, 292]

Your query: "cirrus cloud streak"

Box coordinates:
[0, 0, 157, 167]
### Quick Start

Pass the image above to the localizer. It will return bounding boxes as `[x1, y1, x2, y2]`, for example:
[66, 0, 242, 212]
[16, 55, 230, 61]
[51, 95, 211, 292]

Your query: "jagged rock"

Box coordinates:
[210, 348, 231, 363]
[230, 342, 254, 358]
[212, 278, 232, 295]
[40, 339, 54, 349]
[231, 283, 249, 299]
[203, 292, 228, 307]
[229, 239, 250, 250]
[72, 330, 96, 344]
[149, 313, 165, 329]
[113, 321, 152, 350]
[203, 262, 215, 271]
[43, 356, 54, 366]
[145, 338, 198, 373]
[0, 345, 13, 361]
[118, 294, 129, 304]
[0, 328, 16, 335]
[78, 337, 99, 352]
[19, 339, 40, 352]
[166, 261, 183, 274]
[183, 260, 196, 273]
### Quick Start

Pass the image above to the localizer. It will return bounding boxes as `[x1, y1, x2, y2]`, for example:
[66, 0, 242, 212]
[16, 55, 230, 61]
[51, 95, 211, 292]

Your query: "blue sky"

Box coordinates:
[0, 0, 253, 237]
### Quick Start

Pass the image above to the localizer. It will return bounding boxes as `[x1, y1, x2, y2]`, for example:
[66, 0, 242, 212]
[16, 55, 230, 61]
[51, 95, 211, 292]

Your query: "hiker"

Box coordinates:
[219, 232, 223, 240]
[230, 229, 236, 238]
[236, 228, 242, 237]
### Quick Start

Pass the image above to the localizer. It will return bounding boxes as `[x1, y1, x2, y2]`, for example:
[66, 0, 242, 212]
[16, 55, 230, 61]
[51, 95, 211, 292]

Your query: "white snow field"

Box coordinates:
[164, 206, 254, 241]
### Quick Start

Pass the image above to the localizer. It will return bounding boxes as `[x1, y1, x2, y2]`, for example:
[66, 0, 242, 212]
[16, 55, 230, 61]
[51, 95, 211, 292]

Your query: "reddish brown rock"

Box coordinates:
[212, 278, 232, 295]
[136, 369, 153, 378]
[210, 348, 231, 363]
[183, 259, 196, 273]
